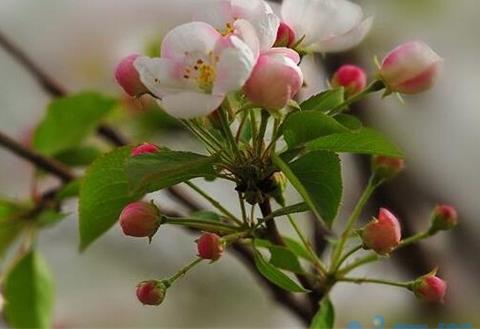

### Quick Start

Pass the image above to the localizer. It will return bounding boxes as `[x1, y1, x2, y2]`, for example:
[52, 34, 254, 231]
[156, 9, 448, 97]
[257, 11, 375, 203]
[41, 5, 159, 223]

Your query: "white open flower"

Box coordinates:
[134, 22, 256, 119]
[194, 0, 280, 54]
[281, 0, 373, 53]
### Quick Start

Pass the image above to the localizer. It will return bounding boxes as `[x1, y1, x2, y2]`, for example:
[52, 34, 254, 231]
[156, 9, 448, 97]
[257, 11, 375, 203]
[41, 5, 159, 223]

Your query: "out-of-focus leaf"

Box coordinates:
[126, 150, 217, 194]
[54, 146, 102, 167]
[79, 146, 143, 251]
[33, 92, 117, 155]
[3, 250, 54, 329]
[0, 199, 27, 259]
[36, 210, 68, 228]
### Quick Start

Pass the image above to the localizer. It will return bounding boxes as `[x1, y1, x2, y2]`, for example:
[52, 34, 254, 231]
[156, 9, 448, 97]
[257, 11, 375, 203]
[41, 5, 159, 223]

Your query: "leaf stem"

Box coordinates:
[185, 181, 242, 225]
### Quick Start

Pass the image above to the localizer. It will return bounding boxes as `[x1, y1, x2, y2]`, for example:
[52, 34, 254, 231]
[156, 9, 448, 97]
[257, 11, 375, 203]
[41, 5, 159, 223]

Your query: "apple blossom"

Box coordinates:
[136, 280, 167, 305]
[412, 273, 447, 303]
[119, 201, 160, 238]
[430, 204, 458, 232]
[362, 208, 401, 255]
[281, 0, 373, 53]
[379, 41, 443, 94]
[244, 48, 303, 111]
[331, 64, 367, 96]
[131, 142, 159, 156]
[274, 22, 296, 48]
[196, 232, 224, 261]
[194, 0, 279, 53]
[115, 54, 148, 96]
[134, 22, 256, 119]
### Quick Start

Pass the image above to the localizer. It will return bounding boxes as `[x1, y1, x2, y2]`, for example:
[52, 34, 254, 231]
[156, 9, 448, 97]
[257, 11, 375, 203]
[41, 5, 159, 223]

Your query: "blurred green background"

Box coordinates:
[0, 0, 478, 328]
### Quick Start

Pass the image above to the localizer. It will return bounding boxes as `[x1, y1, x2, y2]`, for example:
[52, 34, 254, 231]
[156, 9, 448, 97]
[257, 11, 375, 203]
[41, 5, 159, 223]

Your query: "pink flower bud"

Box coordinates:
[430, 204, 458, 231]
[362, 208, 401, 255]
[331, 65, 367, 96]
[119, 202, 160, 238]
[372, 155, 405, 180]
[136, 280, 167, 305]
[413, 273, 447, 303]
[196, 232, 224, 261]
[379, 41, 443, 94]
[115, 54, 148, 97]
[131, 143, 159, 157]
[274, 22, 296, 48]
[244, 48, 303, 111]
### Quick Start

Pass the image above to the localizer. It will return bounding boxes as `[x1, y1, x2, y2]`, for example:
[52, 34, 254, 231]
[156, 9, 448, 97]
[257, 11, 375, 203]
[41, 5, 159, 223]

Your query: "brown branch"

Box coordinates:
[0, 130, 74, 183]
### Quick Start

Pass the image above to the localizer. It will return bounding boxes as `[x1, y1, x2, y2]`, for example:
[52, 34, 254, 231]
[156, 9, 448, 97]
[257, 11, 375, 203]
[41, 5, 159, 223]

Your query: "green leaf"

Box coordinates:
[334, 114, 363, 131]
[56, 179, 82, 200]
[191, 210, 221, 222]
[283, 237, 314, 262]
[300, 88, 345, 112]
[54, 146, 102, 167]
[37, 210, 68, 228]
[79, 146, 143, 251]
[306, 128, 404, 157]
[267, 202, 310, 219]
[4, 250, 54, 329]
[33, 92, 117, 155]
[268, 245, 304, 274]
[282, 111, 348, 148]
[0, 200, 27, 259]
[126, 149, 217, 194]
[310, 297, 335, 329]
[253, 247, 309, 293]
[272, 152, 342, 227]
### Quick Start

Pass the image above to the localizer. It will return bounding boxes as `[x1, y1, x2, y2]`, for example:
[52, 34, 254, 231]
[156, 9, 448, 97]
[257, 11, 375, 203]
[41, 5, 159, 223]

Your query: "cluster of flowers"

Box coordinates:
[115, 0, 443, 120]
[113, 0, 448, 309]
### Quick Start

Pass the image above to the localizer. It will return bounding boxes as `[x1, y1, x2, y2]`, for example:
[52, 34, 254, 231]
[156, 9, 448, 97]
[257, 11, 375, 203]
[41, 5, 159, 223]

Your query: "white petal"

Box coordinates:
[160, 92, 224, 119]
[281, 0, 313, 42]
[233, 19, 260, 59]
[133, 56, 185, 98]
[213, 36, 255, 95]
[232, 0, 280, 50]
[309, 16, 373, 53]
[161, 22, 221, 60]
[193, 0, 233, 32]
[262, 47, 300, 64]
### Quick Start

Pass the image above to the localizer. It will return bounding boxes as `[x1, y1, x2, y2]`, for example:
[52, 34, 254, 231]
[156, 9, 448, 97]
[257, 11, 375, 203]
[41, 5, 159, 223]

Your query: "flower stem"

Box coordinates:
[337, 276, 412, 289]
[185, 181, 242, 225]
[219, 105, 241, 158]
[162, 217, 239, 234]
[256, 110, 269, 157]
[287, 214, 327, 274]
[166, 258, 203, 285]
[338, 253, 379, 275]
[327, 79, 385, 116]
[398, 231, 431, 249]
[334, 244, 363, 272]
[331, 176, 379, 270]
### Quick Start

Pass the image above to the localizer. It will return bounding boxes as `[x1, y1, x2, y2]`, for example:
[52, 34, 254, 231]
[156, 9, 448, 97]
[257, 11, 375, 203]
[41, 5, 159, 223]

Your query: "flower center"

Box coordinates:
[221, 22, 235, 36]
[182, 53, 219, 93]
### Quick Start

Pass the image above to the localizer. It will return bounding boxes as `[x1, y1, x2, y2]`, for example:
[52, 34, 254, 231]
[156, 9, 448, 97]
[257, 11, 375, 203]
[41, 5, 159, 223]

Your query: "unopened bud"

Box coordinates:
[115, 54, 148, 97]
[131, 142, 159, 157]
[412, 271, 447, 303]
[119, 202, 160, 239]
[430, 204, 458, 232]
[372, 155, 405, 180]
[136, 280, 167, 305]
[331, 64, 367, 96]
[196, 232, 224, 261]
[274, 22, 296, 48]
[362, 208, 401, 255]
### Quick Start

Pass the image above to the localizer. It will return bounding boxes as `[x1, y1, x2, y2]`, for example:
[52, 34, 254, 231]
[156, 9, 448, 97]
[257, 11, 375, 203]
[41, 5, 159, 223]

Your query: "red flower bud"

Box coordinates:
[136, 280, 167, 305]
[196, 232, 224, 261]
[131, 143, 159, 157]
[362, 208, 401, 255]
[430, 204, 458, 232]
[119, 202, 160, 239]
[331, 65, 367, 96]
[115, 54, 148, 97]
[372, 155, 405, 180]
[274, 22, 296, 48]
[412, 273, 447, 303]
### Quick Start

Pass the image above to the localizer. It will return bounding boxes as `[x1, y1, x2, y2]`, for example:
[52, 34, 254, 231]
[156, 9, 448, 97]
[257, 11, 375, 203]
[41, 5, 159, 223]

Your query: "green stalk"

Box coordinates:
[398, 231, 431, 249]
[256, 110, 269, 157]
[333, 244, 363, 272]
[287, 214, 327, 274]
[185, 181, 242, 225]
[162, 217, 239, 234]
[219, 105, 241, 158]
[338, 276, 412, 289]
[338, 253, 379, 275]
[166, 258, 203, 285]
[327, 79, 385, 116]
[331, 176, 379, 270]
